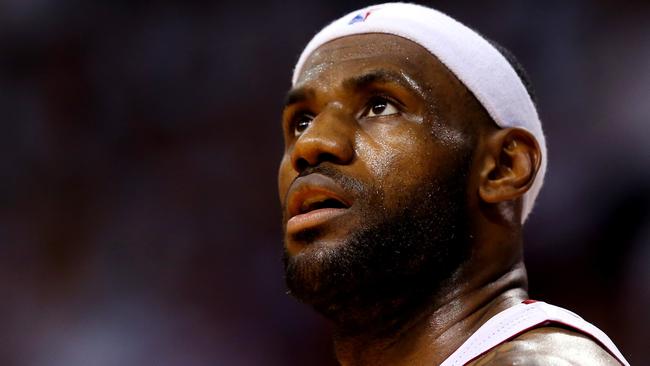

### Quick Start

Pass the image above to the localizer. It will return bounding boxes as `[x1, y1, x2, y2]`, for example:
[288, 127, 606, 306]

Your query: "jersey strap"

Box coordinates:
[439, 300, 630, 366]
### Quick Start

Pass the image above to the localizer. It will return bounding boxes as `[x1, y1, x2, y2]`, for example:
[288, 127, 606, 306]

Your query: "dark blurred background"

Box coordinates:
[0, 0, 648, 365]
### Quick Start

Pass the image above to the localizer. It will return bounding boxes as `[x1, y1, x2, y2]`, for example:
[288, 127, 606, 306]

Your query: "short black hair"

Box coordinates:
[487, 39, 538, 107]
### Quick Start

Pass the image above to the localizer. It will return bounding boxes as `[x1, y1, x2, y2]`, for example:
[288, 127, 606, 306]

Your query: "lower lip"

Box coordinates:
[286, 208, 348, 235]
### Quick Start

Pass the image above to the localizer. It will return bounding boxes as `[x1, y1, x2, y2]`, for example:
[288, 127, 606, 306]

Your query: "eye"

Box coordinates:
[293, 113, 314, 136]
[364, 97, 400, 118]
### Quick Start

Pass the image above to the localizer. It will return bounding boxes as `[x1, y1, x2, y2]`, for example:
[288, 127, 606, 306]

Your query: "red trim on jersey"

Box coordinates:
[462, 319, 627, 366]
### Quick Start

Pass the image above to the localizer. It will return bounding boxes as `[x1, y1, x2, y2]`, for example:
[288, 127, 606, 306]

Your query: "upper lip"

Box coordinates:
[286, 174, 353, 219]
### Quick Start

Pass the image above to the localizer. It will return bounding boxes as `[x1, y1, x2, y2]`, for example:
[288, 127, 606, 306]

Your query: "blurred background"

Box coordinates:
[0, 0, 648, 365]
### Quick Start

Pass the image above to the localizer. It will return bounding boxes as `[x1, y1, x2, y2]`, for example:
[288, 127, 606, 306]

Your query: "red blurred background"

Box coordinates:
[0, 0, 648, 365]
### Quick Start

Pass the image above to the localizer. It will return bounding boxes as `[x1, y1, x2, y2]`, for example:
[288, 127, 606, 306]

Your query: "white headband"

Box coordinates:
[292, 2, 547, 222]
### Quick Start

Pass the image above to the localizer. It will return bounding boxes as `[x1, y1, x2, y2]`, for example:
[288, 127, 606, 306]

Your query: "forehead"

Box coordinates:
[296, 33, 472, 108]
[294, 33, 488, 132]
[302, 34, 433, 84]
[297, 33, 454, 87]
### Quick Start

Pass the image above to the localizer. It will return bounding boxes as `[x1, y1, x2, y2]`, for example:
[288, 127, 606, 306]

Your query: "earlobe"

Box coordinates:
[479, 128, 541, 203]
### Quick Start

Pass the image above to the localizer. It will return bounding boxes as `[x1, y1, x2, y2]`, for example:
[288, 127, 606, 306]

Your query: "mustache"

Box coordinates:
[281, 165, 366, 216]
[296, 164, 364, 194]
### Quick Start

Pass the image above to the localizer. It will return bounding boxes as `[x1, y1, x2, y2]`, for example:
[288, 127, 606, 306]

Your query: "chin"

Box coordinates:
[282, 158, 474, 331]
[283, 228, 350, 280]
[283, 201, 472, 333]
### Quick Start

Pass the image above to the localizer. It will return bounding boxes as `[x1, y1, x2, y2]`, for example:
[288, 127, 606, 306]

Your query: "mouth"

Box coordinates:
[285, 176, 353, 236]
[296, 194, 349, 215]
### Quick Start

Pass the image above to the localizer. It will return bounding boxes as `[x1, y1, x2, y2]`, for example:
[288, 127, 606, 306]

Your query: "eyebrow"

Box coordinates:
[344, 69, 423, 95]
[284, 87, 314, 107]
[283, 69, 424, 108]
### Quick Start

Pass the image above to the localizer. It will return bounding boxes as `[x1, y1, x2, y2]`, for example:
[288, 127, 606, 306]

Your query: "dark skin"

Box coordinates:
[279, 34, 620, 365]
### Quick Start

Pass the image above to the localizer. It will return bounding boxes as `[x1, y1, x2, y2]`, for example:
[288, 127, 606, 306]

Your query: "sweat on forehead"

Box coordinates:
[292, 2, 547, 222]
[297, 34, 443, 95]
[304, 35, 416, 66]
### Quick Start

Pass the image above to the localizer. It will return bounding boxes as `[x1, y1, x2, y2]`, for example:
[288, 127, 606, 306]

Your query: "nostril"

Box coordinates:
[295, 157, 309, 172]
[294, 152, 343, 172]
[318, 152, 339, 164]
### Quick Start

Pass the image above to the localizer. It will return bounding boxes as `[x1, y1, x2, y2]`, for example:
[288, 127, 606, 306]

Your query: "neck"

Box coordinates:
[332, 261, 528, 366]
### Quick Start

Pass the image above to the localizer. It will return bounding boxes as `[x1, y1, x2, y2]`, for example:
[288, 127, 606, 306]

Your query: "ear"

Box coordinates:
[479, 128, 542, 203]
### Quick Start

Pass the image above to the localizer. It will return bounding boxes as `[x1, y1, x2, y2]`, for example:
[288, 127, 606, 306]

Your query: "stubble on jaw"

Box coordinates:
[283, 148, 475, 336]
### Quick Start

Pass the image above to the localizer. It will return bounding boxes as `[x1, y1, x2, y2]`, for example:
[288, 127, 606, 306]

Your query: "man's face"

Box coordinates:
[278, 34, 484, 326]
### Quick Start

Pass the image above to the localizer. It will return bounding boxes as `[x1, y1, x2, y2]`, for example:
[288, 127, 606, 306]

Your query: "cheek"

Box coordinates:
[357, 123, 436, 195]
[278, 154, 294, 202]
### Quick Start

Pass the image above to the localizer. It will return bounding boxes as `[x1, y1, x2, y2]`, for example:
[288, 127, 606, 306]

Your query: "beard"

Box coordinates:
[283, 153, 473, 335]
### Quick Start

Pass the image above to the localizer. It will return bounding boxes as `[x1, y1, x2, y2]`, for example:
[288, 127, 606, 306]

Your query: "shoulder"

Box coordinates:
[467, 327, 621, 366]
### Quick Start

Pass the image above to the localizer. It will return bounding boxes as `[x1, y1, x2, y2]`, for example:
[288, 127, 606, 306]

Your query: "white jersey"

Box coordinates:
[440, 300, 630, 366]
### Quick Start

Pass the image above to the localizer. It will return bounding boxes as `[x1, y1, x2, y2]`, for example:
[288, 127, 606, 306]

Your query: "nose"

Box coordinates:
[291, 109, 355, 172]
